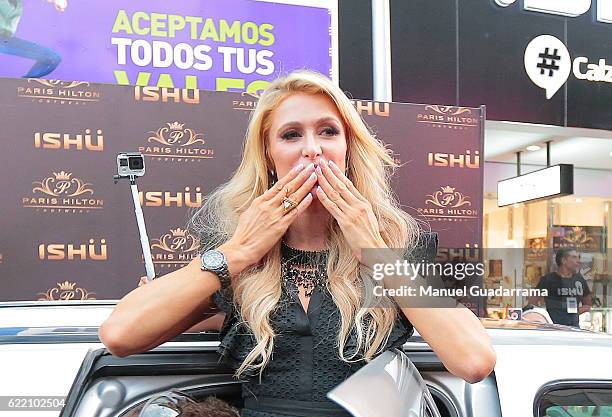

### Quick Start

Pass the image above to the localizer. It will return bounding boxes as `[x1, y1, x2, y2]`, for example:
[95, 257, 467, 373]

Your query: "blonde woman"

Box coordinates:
[100, 70, 496, 417]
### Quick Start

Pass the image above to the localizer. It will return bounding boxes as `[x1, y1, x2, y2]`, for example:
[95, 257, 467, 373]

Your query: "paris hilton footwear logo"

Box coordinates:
[149, 227, 200, 268]
[233, 91, 262, 111]
[22, 171, 103, 213]
[417, 186, 478, 222]
[416, 106, 477, 130]
[37, 280, 96, 301]
[17, 79, 101, 105]
[139, 121, 214, 162]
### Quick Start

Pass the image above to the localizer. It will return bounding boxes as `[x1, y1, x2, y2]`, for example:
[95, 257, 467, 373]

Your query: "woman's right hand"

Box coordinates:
[221, 162, 318, 272]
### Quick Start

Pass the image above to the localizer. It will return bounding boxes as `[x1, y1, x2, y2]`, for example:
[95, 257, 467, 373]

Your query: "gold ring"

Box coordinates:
[282, 196, 298, 213]
[285, 186, 292, 197]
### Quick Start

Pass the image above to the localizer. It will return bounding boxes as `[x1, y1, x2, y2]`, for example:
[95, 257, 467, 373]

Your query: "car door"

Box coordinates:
[328, 349, 442, 417]
[59, 341, 243, 417]
[61, 346, 444, 417]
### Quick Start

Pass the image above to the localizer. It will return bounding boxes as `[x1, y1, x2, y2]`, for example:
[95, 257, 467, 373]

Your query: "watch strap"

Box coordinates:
[200, 250, 232, 289]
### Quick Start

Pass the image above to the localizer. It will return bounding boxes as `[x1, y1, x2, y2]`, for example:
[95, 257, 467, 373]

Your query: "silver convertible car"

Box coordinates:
[0, 301, 611, 417]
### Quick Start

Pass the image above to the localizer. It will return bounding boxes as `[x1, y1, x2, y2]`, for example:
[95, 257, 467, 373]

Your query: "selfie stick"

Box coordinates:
[113, 174, 156, 282]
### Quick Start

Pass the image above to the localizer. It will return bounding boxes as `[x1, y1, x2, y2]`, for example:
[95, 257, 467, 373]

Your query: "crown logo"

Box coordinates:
[441, 186, 455, 193]
[58, 280, 76, 291]
[168, 122, 185, 130]
[53, 171, 73, 181]
[170, 228, 187, 237]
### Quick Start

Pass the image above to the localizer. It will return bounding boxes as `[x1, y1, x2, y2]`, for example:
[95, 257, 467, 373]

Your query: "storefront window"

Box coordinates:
[484, 193, 611, 332]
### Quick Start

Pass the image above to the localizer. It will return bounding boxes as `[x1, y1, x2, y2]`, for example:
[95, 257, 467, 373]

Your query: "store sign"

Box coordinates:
[497, 164, 574, 207]
[383, 1, 612, 129]
[495, 0, 612, 22]
[524, 35, 571, 99]
[524, 35, 612, 99]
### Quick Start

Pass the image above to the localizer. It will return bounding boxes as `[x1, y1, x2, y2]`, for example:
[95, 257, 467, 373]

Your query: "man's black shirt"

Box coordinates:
[536, 272, 591, 327]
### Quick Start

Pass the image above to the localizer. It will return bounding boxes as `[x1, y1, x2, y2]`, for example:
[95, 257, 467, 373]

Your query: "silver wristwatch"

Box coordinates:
[199, 249, 231, 289]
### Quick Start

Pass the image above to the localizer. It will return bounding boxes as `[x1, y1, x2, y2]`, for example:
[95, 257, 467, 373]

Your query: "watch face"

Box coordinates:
[203, 251, 224, 269]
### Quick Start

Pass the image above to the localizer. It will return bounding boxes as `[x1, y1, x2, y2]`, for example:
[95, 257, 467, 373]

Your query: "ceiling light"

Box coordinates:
[609, 151, 612, 157]
[526, 145, 541, 151]
[575, 198, 583, 203]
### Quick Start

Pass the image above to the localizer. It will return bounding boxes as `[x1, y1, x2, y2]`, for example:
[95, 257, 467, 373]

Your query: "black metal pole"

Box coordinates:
[516, 151, 521, 176]
[546, 141, 551, 166]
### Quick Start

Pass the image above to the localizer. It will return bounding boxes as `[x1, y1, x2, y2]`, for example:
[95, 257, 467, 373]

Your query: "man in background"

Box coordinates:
[529, 247, 592, 327]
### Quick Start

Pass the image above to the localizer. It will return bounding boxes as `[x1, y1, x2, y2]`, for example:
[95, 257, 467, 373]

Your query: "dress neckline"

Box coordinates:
[280, 240, 329, 267]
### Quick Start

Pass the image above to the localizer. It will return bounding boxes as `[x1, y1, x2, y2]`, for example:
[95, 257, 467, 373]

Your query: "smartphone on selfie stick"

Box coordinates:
[114, 152, 156, 282]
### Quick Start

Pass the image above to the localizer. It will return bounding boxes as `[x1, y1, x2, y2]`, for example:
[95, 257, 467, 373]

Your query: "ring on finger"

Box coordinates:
[281, 196, 298, 213]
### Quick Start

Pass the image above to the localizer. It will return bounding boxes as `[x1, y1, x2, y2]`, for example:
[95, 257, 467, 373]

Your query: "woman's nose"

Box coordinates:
[301, 133, 322, 158]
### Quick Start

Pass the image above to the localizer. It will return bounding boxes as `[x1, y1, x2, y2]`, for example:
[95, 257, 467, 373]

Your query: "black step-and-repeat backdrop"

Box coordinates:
[0, 78, 483, 301]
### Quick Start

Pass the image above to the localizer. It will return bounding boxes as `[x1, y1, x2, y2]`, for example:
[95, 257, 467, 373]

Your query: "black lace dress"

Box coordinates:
[212, 242, 414, 417]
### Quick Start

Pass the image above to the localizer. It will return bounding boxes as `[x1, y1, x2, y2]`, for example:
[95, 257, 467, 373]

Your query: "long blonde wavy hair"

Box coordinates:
[188, 70, 420, 377]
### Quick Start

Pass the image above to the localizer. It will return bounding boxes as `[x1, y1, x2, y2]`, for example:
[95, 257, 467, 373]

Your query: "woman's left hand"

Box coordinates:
[315, 159, 386, 263]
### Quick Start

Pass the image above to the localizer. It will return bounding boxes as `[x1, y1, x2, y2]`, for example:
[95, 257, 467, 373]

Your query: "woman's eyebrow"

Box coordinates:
[315, 116, 341, 125]
[276, 121, 301, 132]
[277, 117, 340, 132]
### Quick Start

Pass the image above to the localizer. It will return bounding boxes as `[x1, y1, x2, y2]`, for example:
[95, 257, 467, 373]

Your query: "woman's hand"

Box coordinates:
[222, 163, 318, 272]
[315, 160, 386, 263]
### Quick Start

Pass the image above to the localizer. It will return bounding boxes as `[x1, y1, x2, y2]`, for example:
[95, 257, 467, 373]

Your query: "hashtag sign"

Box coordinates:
[537, 47, 561, 77]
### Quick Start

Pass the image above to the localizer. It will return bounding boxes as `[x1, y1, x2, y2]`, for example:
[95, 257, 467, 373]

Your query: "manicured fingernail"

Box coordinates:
[328, 160, 336, 168]
[316, 166, 322, 175]
[294, 163, 305, 172]
[309, 172, 317, 180]
[317, 186, 323, 193]
[307, 163, 315, 171]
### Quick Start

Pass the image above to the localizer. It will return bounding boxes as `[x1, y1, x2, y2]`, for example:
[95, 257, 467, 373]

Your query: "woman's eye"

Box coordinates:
[320, 127, 339, 136]
[281, 130, 301, 140]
